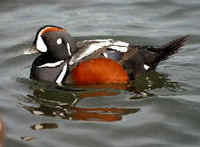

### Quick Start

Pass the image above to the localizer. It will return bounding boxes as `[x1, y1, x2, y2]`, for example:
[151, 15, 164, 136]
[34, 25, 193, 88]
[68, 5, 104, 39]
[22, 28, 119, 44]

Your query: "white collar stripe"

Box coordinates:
[56, 63, 68, 86]
[67, 42, 72, 56]
[38, 60, 64, 68]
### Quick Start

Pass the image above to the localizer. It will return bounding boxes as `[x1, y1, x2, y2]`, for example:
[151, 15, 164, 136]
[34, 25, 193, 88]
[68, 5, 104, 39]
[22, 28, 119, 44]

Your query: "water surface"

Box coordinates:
[1, 0, 200, 147]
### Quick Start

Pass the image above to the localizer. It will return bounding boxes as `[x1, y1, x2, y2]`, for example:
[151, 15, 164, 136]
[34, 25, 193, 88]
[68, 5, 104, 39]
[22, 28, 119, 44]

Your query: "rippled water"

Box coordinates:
[1, 0, 200, 146]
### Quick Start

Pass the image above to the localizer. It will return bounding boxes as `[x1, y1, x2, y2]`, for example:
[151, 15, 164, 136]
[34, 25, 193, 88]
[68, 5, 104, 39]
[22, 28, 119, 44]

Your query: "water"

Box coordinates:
[1, 0, 200, 146]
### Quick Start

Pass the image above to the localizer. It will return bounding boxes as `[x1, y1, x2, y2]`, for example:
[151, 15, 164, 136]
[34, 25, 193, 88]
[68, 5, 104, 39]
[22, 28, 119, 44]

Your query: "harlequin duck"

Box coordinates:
[25, 25, 189, 86]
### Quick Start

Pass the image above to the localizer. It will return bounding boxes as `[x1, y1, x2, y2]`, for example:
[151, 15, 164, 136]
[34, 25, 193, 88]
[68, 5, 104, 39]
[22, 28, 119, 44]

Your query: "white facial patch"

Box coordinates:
[36, 35, 47, 52]
[36, 26, 64, 53]
[56, 63, 68, 86]
[38, 60, 64, 68]
[35, 27, 54, 53]
[144, 64, 150, 70]
[57, 38, 62, 45]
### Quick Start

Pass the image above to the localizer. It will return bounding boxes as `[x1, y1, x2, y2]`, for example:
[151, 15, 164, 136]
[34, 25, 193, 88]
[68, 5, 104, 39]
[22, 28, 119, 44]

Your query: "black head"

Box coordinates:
[31, 25, 77, 60]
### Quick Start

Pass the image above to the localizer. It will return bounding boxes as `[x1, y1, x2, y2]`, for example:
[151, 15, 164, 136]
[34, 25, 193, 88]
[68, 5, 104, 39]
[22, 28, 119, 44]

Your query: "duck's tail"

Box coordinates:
[143, 35, 190, 69]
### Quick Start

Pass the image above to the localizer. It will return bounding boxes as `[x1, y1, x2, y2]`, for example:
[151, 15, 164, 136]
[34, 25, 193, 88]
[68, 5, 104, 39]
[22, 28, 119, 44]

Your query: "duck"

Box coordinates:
[25, 25, 189, 86]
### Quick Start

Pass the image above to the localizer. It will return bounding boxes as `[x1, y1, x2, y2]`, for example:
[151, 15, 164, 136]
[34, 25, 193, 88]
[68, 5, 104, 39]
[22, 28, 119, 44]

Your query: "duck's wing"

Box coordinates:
[69, 36, 189, 79]
[70, 39, 130, 65]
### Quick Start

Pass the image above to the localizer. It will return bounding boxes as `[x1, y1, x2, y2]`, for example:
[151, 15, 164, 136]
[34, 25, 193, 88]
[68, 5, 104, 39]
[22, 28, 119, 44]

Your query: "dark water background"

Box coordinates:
[1, 0, 200, 146]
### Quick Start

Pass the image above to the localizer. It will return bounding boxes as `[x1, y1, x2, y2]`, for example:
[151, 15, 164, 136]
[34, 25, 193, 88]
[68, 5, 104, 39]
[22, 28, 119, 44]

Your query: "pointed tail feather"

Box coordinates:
[150, 35, 190, 67]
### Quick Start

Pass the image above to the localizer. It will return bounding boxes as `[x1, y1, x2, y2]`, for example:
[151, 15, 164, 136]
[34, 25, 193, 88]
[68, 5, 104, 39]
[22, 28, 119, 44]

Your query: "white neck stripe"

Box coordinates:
[38, 60, 64, 68]
[67, 42, 72, 56]
[56, 63, 68, 86]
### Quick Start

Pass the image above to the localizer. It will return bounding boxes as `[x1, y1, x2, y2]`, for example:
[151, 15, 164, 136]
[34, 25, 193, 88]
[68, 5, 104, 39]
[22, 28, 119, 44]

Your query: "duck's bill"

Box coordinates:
[24, 47, 40, 55]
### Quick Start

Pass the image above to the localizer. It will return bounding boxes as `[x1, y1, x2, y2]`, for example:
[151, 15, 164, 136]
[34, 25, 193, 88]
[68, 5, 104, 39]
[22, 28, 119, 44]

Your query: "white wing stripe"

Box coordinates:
[69, 39, 129, 65]
[108, 46, 128, 52]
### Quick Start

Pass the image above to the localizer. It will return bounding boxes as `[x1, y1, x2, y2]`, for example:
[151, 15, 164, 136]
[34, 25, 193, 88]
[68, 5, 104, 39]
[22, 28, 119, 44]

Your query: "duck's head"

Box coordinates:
[26, 25, 77, 60]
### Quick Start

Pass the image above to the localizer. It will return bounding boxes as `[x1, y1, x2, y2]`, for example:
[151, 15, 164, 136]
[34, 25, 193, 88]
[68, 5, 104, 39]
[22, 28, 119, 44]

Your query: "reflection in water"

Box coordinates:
[21, 136, 35, 142]
[23, 86, 140, 122]
[132, 71, 179, 91]
[31, 123, 58, 130]
[24, 104, 139, 122]
[20, 71, 179, 123]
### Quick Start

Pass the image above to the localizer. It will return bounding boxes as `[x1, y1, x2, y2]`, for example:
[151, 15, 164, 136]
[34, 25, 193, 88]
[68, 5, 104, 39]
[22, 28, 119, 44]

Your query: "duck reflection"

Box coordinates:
[31, 123, 58, 130]
[22, 71, 179, 123]
[23, 86, 140, 122]
[132, 71, 179, 91]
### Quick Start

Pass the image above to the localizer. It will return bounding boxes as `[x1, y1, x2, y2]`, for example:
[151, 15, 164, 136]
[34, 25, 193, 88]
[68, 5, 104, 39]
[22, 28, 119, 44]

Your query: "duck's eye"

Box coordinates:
[56, 38, 62, 45]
